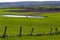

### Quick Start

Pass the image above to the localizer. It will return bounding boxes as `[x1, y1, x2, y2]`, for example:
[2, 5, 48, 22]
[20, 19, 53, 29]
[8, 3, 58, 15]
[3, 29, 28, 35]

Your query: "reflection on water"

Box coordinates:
[1, 15, 46, 18]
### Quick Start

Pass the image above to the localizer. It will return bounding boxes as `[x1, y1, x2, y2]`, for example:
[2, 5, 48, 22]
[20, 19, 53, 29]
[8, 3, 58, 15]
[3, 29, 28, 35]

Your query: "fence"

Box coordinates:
[0, 26, 60, 39]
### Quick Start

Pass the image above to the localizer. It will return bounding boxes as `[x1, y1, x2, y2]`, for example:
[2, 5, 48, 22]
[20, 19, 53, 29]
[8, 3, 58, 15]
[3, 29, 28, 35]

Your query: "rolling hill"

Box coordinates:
[0, 1, 60, 8]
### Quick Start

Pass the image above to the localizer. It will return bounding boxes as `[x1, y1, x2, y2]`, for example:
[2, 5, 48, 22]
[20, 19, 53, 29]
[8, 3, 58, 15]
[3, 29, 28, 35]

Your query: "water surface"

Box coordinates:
[1, 15, 46, 18]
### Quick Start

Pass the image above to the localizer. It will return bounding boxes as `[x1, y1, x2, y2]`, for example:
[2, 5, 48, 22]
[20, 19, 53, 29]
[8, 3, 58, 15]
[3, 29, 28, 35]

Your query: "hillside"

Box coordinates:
[0, 1, 60, 8]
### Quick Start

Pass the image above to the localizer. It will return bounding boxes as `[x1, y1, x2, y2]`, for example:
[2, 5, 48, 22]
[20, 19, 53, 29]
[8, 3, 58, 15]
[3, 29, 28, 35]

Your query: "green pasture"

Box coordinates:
[0, 9, 60, 40]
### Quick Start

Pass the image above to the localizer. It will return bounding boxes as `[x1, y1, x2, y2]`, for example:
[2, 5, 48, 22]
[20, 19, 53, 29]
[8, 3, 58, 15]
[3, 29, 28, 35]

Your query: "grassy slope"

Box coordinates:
[0, 9, 60, 40]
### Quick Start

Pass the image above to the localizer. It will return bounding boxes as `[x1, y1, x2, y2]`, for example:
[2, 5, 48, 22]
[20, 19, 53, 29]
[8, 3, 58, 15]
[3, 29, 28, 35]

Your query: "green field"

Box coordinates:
[0, 9, 60, 40]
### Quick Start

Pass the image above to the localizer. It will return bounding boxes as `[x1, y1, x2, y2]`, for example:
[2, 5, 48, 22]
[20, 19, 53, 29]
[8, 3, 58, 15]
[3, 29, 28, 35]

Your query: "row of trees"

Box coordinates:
[0, 6, 60, 11]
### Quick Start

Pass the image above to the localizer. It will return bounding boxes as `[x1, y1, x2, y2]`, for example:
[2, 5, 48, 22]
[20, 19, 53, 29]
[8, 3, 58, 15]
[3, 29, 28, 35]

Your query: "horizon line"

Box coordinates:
[0, 1, 60, 2]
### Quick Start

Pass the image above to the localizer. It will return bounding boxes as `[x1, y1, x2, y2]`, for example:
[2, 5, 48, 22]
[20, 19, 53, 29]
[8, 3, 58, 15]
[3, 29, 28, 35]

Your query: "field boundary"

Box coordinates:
[1, 26, 60, 39]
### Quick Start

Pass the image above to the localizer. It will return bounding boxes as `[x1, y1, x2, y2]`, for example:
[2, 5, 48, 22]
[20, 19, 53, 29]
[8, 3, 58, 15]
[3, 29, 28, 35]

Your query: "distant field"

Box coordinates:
[0, 9, 60, 40]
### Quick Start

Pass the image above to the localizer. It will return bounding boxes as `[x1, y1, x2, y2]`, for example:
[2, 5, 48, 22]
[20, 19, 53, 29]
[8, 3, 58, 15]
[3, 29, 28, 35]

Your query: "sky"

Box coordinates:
[0, 0, 60, 2]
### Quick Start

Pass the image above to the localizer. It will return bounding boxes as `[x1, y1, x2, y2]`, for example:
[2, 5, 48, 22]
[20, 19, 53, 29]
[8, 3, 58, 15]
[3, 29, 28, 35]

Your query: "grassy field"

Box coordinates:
[0, 9, 60, 40]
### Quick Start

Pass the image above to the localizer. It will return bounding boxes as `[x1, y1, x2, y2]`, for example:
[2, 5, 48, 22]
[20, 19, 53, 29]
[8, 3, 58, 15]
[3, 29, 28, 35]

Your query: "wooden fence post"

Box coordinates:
[50, 28, 53, 35]
[55, 28, 58, 35]
[19, 26, 22, 36]
[2, 26, 7, 39]
[30, 27, 34, 36]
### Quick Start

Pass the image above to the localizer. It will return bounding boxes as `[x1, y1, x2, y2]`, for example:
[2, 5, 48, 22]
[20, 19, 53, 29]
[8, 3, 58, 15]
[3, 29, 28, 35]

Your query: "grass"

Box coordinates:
[0, 9, 60, 40]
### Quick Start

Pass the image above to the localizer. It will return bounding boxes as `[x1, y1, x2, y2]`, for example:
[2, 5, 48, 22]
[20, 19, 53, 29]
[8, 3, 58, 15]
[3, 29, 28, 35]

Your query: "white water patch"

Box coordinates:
[1, 15, 46, 18]
[28, 16, 45, 18]
[2, 15, 26, 17]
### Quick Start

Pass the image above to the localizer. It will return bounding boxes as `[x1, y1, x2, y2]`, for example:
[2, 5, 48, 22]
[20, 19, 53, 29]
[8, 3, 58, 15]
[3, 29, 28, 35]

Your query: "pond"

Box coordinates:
[1, 15, 46, 18]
